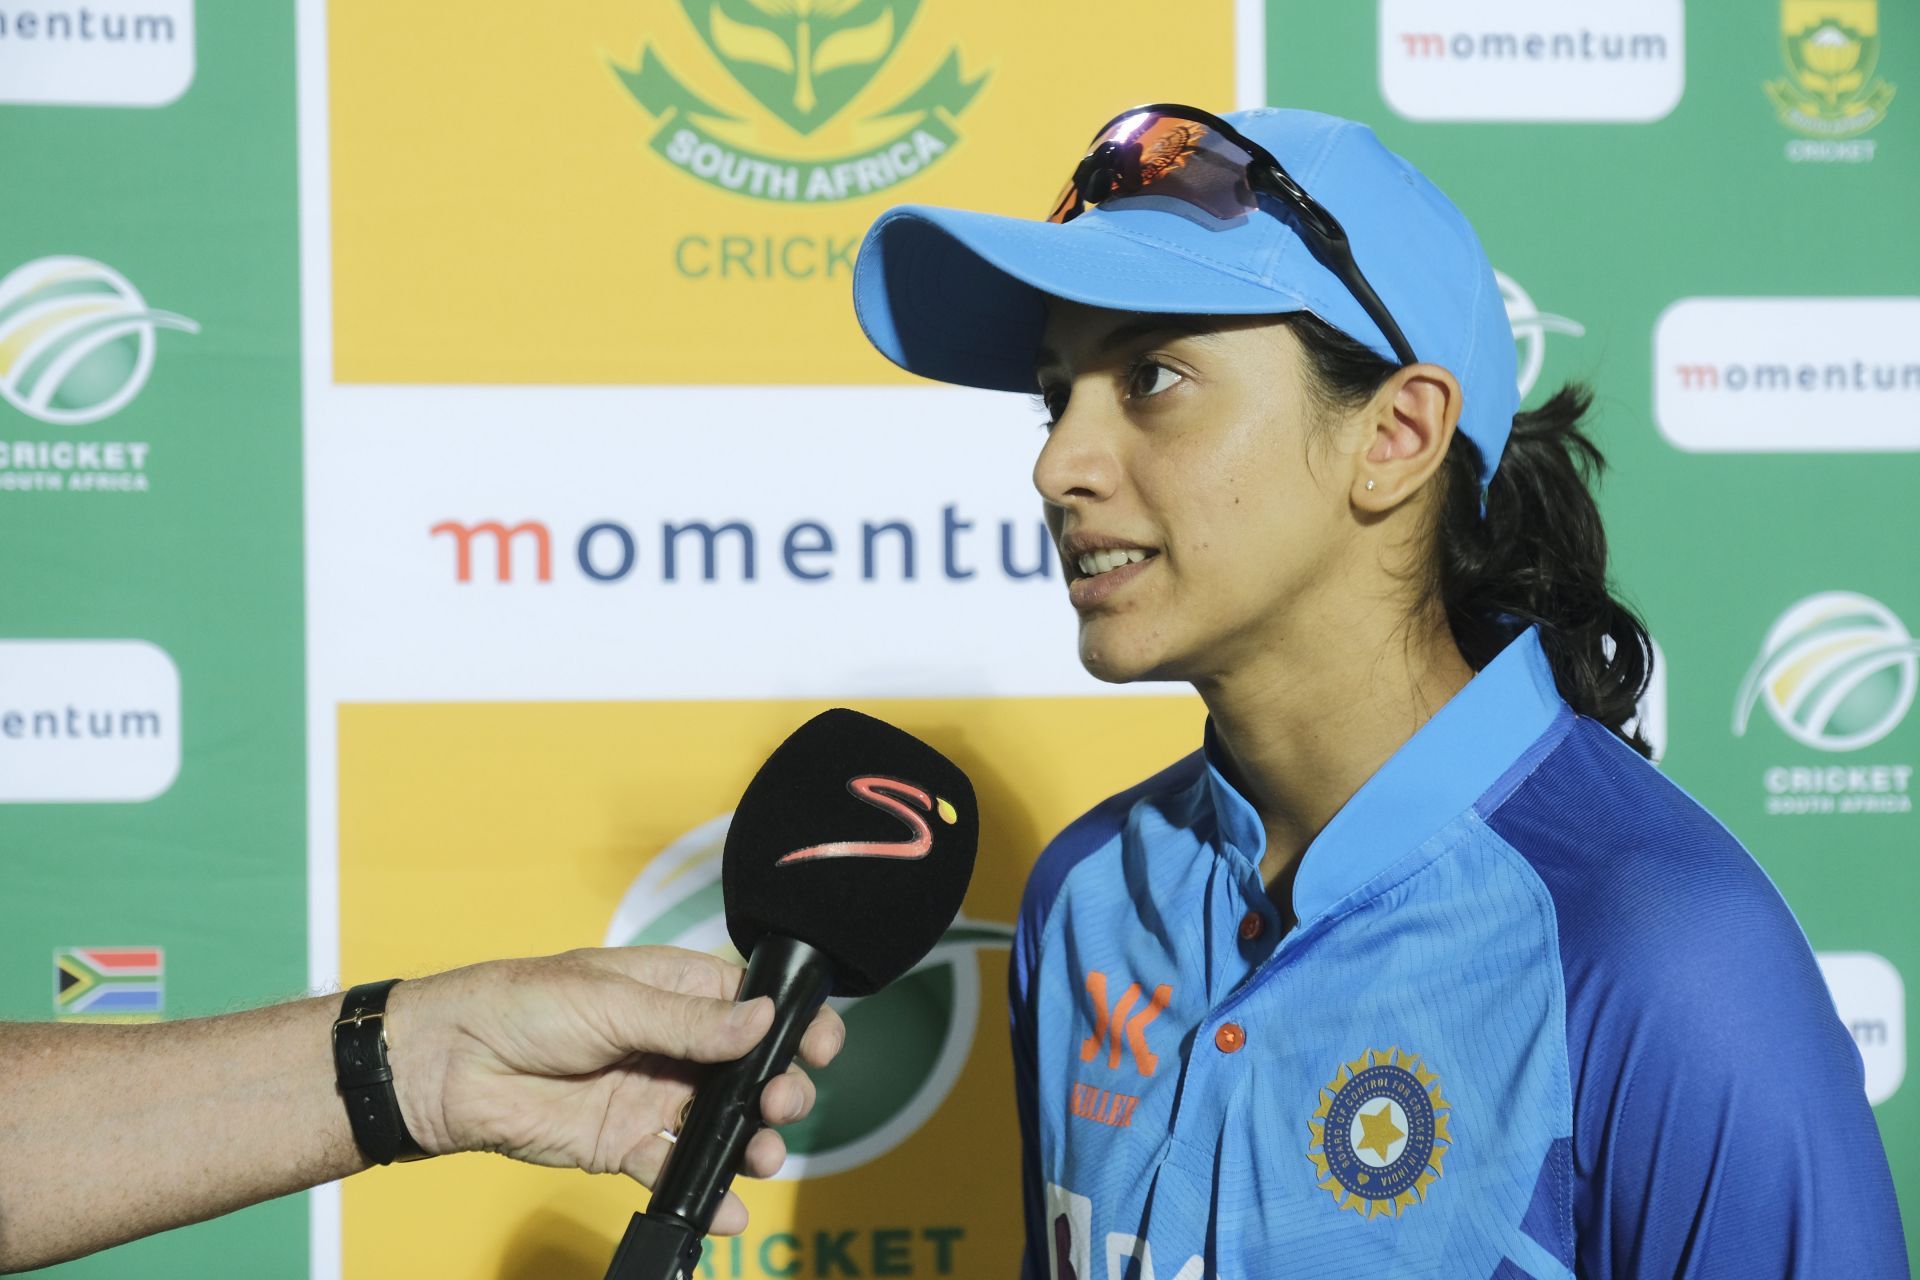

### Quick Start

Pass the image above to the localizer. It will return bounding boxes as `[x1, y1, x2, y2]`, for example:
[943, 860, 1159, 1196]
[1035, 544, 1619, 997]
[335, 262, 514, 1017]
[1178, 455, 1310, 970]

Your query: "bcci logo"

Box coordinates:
[1766, 0, 1896, 139]
[1736, 592, 1919, 752]
[612, 0, 986, 203]
[1307, 1047, 1451, 1220]
[606, 813, 1012, 1175]
[0, 257, 197, 427]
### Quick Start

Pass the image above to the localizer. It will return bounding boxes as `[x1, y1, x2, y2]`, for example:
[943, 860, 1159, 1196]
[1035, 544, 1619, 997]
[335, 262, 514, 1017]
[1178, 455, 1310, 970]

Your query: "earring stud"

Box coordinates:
[1365, 480, 1376, 491]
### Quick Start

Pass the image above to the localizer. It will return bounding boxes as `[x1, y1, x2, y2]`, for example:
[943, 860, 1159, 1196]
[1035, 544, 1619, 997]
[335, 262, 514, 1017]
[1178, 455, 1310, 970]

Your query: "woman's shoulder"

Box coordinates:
[1482, 715, 1835, 1041]
[1482, 713, 1786, 924]
[1014, 750, 1206, 939]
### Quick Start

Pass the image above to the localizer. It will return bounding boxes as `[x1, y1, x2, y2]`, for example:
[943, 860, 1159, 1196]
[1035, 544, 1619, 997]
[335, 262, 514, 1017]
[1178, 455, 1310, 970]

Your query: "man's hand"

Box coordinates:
[388, 946, 844, 1235]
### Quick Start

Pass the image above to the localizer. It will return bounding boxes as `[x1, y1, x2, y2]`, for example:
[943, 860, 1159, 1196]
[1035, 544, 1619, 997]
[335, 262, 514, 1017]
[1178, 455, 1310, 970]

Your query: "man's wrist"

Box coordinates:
[380, 976, 453, 1158]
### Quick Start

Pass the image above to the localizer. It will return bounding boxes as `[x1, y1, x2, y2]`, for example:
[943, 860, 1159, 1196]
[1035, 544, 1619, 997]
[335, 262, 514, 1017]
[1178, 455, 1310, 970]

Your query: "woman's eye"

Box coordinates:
[1033, 387, 1068, 427]
[1128, 360, 1184, 400]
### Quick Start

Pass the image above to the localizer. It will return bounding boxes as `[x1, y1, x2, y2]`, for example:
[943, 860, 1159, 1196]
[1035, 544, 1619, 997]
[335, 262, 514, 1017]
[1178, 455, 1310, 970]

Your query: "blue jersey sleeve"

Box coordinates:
[1007, 762, 1192, 1279]
[1566, 893, 1907, 1277]
[1010, 880, 1047, 1280]
[1491, 722, 1910, 1277]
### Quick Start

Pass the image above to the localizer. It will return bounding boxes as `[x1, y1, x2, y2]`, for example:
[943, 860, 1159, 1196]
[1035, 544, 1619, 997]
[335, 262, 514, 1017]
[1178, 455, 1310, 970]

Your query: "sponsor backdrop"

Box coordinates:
[0, 1, 311, 1275]
[1, 2, 1913, 1277]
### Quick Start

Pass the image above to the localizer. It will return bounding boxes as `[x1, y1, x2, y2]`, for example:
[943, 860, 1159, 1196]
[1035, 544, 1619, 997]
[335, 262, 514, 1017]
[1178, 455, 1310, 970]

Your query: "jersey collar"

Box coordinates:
[1199, 626, 1568, 925]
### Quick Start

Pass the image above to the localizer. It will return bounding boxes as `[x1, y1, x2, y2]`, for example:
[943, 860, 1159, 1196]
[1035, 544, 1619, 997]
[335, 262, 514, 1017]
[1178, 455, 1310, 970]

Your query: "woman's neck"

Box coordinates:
[1197, 614, 1475, 920]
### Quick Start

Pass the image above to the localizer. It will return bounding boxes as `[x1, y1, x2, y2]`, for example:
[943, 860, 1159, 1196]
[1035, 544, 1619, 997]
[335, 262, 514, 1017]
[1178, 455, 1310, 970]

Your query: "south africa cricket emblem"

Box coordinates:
[1307, 1046, 1451, 1218]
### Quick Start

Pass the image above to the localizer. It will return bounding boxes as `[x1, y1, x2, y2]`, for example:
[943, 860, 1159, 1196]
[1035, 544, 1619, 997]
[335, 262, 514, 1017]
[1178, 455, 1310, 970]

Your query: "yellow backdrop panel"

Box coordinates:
[339, 695, 1205, 1277]
[328, 0, 1235, 384]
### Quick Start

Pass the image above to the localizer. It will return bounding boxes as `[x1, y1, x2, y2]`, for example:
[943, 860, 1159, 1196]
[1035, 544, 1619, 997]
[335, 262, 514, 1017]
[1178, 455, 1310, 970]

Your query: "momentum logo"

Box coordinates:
[0, 0, 193, 106]
[1379, 0, 1684, 122]
[1654, 297, 1920, 452]
[429, 507, 1055, 586]
[0, 639, 179, 803]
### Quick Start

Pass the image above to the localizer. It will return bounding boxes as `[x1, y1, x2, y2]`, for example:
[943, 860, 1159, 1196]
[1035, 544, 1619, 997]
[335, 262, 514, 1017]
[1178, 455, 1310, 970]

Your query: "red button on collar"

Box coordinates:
[1238, 911, 1264, 942]
[1215, 1022, 1246, 1054]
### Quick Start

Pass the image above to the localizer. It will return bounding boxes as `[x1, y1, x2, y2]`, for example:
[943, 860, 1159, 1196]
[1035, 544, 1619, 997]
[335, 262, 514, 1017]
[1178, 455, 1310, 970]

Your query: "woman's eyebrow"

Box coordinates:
[1035, 314, 1220, 380]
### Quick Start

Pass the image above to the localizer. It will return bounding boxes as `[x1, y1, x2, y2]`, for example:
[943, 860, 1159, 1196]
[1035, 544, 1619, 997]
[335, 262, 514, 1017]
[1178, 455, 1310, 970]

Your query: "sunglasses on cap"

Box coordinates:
[1045, 103, 1419, 368]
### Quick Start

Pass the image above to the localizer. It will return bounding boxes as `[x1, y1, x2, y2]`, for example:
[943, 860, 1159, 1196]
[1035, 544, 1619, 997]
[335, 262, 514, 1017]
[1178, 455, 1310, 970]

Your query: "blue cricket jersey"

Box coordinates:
[1010, 628, 1908, 1278]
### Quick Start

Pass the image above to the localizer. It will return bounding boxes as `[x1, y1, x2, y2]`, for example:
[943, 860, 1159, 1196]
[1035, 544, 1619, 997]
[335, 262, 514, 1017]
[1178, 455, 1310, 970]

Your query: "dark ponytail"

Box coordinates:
[1282, 313, 1655, 758]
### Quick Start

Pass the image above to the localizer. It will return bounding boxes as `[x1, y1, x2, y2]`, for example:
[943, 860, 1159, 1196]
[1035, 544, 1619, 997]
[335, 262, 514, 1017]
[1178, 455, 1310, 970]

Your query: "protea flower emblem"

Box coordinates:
[1790, 21, 1873, 105]
[1765, 0, 1895, 137]
[681, 0, 918, 135]
[613, 0, 983, 201]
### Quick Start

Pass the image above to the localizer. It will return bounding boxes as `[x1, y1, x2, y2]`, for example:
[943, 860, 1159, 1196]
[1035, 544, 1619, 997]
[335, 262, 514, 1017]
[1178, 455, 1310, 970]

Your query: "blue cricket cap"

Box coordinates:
[852, 107, 1518, 487]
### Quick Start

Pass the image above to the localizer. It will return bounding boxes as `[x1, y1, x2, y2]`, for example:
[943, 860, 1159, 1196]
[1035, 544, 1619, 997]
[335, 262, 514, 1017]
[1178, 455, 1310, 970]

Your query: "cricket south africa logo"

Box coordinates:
[1497, 270, 1584, 400]
[1309, 1047, 1451, 1219]
[611, 0, 986, 203]
[607, 814, 1013, 1176]
[1766, 0, 1895, 140]
[1736, 592, 1919, 752]
[0, 257, 197, 426]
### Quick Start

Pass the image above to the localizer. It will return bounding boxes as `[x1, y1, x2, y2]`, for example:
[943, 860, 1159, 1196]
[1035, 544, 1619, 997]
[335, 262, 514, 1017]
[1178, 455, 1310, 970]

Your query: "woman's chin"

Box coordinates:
[1077, 632, 1178, 686]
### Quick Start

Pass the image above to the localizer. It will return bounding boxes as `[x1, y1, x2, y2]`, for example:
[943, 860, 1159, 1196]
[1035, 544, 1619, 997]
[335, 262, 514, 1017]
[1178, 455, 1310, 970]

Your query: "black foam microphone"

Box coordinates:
[603, 708, 978, 1280]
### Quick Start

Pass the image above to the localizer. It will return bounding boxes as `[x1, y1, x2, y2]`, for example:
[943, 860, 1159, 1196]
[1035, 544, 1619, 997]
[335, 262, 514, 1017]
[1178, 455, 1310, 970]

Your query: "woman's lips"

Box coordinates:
[1068, 554, 1155, 610]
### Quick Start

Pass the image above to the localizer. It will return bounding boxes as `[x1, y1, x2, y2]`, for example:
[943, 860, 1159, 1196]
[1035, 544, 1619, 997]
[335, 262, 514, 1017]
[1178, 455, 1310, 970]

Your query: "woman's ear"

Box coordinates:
[1351, 364, 1461, 512]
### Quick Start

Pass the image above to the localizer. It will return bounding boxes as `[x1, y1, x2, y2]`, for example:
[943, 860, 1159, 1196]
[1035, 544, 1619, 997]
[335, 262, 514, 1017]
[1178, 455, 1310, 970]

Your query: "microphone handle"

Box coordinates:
[647, 934, 836, 1232]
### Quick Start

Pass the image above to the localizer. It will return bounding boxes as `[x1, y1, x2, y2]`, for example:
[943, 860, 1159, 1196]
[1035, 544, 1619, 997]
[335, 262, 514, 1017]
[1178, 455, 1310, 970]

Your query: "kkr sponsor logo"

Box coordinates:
[1378, 0, 1684, 122]
[1654, 298, 1920, 452]
[1069, 971, 1165, 1128]
[1080, 969, 1171, 1077]
[1067, 1082, 1139, 1130]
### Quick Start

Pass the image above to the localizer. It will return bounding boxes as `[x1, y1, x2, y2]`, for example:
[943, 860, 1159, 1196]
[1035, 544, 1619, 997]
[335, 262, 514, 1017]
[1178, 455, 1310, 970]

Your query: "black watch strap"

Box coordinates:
[333, 979, 429, 1165]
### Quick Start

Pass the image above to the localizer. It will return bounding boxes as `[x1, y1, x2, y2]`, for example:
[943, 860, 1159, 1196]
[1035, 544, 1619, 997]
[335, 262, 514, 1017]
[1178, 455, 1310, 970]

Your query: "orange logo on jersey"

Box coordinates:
[1079, 970, 1173, 1077]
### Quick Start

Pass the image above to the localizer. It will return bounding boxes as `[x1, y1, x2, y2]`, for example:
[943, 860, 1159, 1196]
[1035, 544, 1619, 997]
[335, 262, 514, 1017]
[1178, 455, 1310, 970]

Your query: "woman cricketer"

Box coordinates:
[849, 107, 1908, 1277]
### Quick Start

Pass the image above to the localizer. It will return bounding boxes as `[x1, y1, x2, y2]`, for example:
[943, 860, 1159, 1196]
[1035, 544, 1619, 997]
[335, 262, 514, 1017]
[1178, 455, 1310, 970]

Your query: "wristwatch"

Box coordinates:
[332, 979, 429, 1165]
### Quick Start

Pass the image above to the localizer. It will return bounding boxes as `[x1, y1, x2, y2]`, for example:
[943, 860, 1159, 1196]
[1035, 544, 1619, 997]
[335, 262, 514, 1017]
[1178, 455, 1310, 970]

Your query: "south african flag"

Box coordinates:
[55, 946, 164, 1021]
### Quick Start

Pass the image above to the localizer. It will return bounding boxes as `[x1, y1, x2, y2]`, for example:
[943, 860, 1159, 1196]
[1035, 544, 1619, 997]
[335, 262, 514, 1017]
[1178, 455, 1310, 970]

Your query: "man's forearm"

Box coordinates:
[0, 995, 370, 1272]
[0, 947, 844, 1270]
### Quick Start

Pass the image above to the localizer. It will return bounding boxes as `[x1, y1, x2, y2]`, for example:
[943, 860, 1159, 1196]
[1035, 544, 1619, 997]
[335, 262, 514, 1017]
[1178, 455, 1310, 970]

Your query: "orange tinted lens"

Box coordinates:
[1128, 117, 1210, 190]
[1050, 111, 1256, 223]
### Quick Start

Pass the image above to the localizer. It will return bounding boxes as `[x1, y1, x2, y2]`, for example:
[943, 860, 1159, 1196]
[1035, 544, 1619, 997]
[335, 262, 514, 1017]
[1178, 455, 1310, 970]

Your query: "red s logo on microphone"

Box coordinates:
[776, 776, 958, 865]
